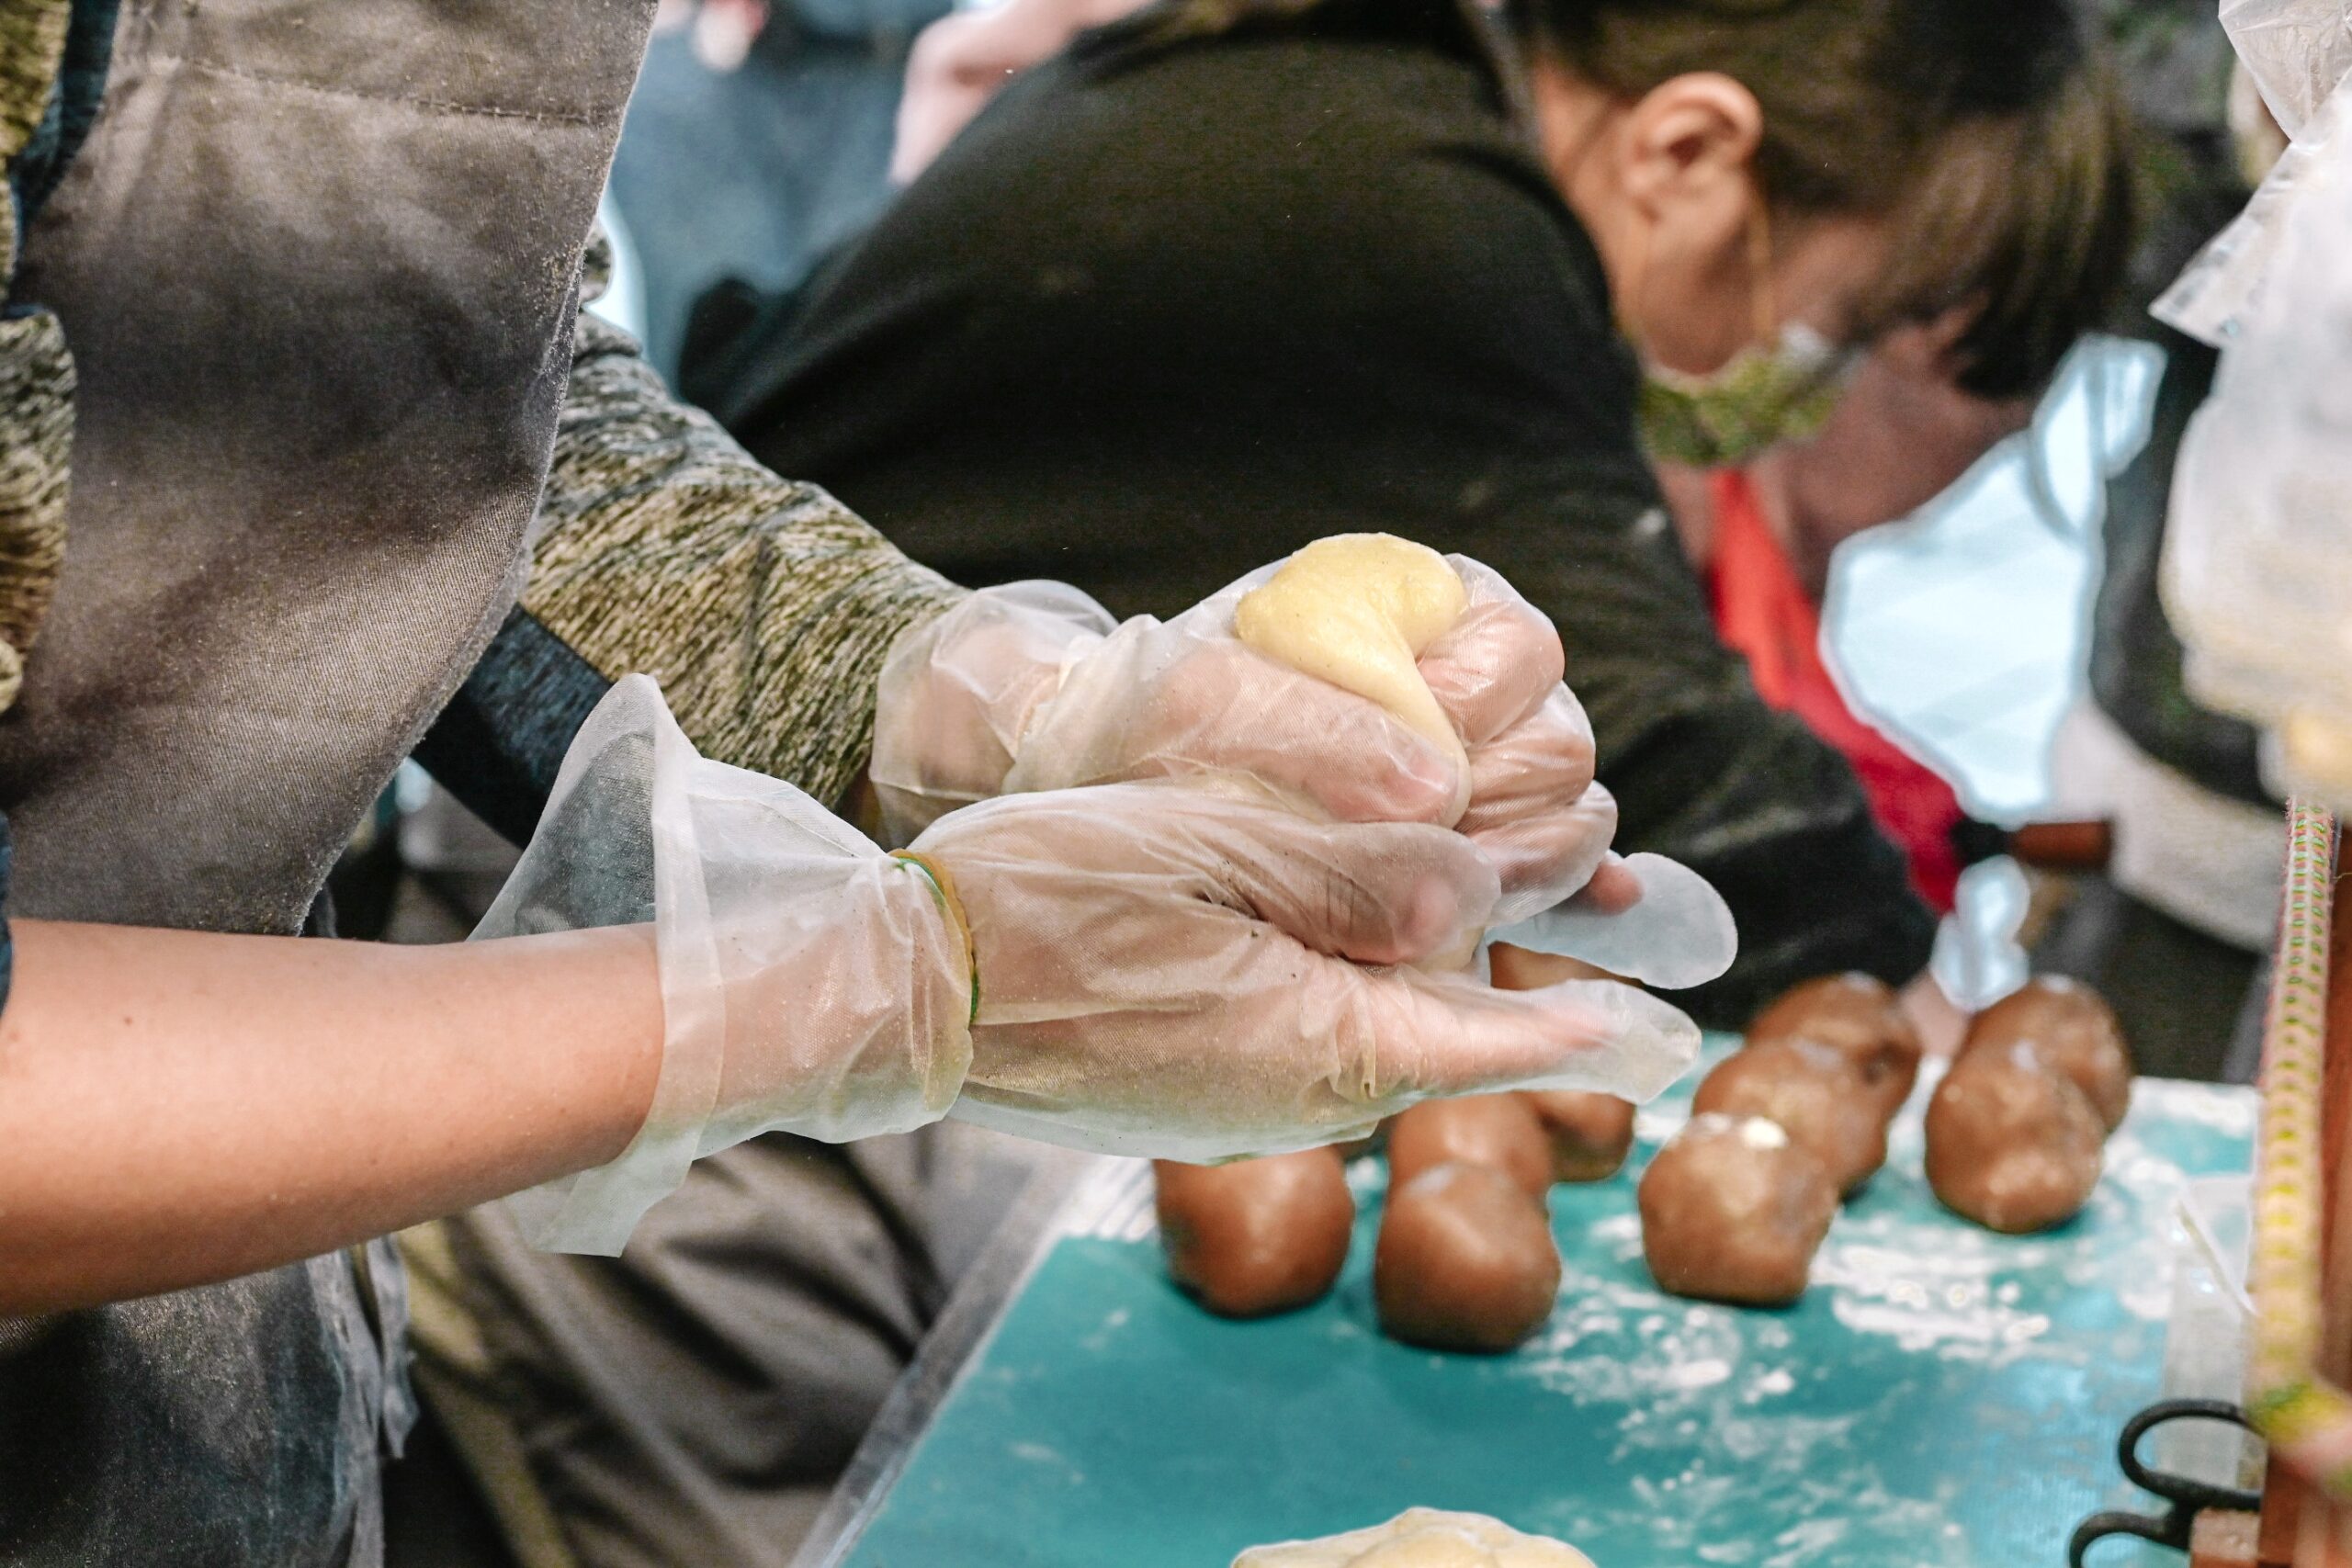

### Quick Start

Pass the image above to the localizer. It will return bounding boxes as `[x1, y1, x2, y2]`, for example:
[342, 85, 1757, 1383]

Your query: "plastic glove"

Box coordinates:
[496, 678, 1700, 1250]
[872, 554, 1617, 921]
[1490, 852, 1739, 990]
[915, 778, 1703, 1161]
[872, 578, 1464, 839]
[1218, 545, 1733, 981]
[483, 675, 976, 1255]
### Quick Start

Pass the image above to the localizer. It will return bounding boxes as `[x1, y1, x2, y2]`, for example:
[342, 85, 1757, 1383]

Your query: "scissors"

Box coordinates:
[2068, 1398, 2263, 1565]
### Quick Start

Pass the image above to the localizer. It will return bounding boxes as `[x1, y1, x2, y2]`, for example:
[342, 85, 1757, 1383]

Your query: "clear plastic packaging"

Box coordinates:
[2221, 0, 2352, 138]
[2158, 21, 2352, 813]
[2157, 1177, 2263, 1489]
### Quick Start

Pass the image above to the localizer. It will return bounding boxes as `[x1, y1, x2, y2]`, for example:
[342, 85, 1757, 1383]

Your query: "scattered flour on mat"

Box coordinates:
[1078, 1307, 1131, 1353]
[1615, 1445, 1942, 1563]
[1522, 1291, 1754, 1407]
[1007, 1442, 1086, 1487]
[1810, 1235, 2052, 1362]
[2129, 1080, 2256, 1137]
[1487, 1082, 2225, 1564]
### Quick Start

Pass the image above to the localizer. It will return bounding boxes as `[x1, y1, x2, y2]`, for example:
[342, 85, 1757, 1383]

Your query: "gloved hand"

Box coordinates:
[871, 555, 1618, 923]
[1417, 558, 1611, 924]
[492, 678, 1699, 1251]
[1489, 851, 1740, 990]
[914, 779, 1702, 1160]
[483, 675, 975, 1255]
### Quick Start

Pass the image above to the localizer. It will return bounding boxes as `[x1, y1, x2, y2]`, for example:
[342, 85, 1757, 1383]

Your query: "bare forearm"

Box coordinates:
[0, 919, 662, 1313]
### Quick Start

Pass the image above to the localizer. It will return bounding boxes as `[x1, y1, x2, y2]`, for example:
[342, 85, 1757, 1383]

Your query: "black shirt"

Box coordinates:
[694, 0, 1935, 1025]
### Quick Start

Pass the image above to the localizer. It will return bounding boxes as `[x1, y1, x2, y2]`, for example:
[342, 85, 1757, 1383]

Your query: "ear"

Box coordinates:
[1616, 73, 1763, 225]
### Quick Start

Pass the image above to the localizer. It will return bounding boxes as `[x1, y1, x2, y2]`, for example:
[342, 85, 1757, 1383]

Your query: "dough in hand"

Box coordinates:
[1233, 1506, 1595, 1567]
[1156, 1149, 1356, 1317]
[1744, 972, 1922, 1120]
[1959, 976, 2132, 1132]
[1235, 535, 1469, 785]
[1386, 1095, 1555, 1200]
[1638, 1113, 1838, 1306]
[1690, 1036, 1889, 1195]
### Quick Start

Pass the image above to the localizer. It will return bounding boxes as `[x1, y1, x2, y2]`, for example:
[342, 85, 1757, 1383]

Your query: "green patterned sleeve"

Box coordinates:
[423, 278, 964, 846]
[503, 302, 968, 814]
[419, 234, 964, 838]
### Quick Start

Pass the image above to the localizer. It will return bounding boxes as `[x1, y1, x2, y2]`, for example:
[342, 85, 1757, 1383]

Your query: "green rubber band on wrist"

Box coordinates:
[892, 851, 979, 1026]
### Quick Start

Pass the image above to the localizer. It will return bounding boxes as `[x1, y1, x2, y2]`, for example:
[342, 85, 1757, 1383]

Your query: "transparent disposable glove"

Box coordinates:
[492, 679, 1701, 1250]
[483, 676, 976, 1255]
[872, 556, 1618, 922]
[913, 778, 1703, 1161]
[1489, 851, 1740, 990]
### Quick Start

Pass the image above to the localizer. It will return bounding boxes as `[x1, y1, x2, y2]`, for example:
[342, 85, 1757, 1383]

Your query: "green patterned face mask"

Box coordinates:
[1634, 321, 1857, 468]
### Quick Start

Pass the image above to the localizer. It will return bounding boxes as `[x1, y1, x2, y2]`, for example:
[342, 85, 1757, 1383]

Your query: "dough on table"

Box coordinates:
[1689, 1036, 1890, 1195]
[1958, 975, 2133, 1132]
[1521, 1089, 1637, 1183]
[1743, 972, 1922, 1120]
[1638, 1113, 1838, 1306]
[1385, 1094, 1555, 1199]
[1925, 1041, 2106, 1234]
[1235, 534, 1469, 785]
[1374, 1163, 1560, 1352]
[1233, 1506, 1595, 1567]
[1156, 1148, 1356, 1317]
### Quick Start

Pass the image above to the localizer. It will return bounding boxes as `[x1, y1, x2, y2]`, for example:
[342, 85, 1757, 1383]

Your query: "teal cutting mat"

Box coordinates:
[841, 1055, 2255, 1567]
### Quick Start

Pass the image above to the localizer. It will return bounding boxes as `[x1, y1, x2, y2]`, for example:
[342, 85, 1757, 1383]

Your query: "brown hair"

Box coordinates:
[1103, 0, 2135, 396]
[1516, 0, 2132, 396]
[1873, 59, 2137, 397]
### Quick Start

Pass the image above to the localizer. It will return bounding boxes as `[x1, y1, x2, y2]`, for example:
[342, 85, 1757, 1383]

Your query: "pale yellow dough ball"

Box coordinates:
[1234, 534, 1470, 783]
[1233, 1507, 1596, 1568]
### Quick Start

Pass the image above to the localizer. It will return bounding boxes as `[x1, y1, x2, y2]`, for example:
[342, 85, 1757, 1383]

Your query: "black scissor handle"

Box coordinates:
[2068, 1399, 2263, 1566]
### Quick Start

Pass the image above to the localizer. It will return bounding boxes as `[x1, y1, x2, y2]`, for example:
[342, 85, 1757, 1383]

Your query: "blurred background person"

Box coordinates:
[684, 0, 2280, 1081]
[1655, 311, 2038, 922]
[680, 0, 2134, 1032]
[607, 0, 951, 379]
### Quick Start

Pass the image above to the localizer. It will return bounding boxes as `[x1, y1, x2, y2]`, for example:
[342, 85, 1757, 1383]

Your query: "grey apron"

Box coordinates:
[0, 2, 650, 1562]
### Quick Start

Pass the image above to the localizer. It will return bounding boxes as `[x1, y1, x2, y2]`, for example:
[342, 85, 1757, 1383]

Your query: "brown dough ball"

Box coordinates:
[1374, 1163, 1561, 1352]
[1925, 1043, 2106, 1234]
[1961, 976, 2133, 1132]
[1637, 1113, 1839, 1306]
[1690, 1037, 1889, 1195]
[1386, 1095, 1554, 1200]
[1745, 972, 1923, 1120]
[1155, 1149, 1355, 1317]
[1521, 1090, 1638, 1183]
